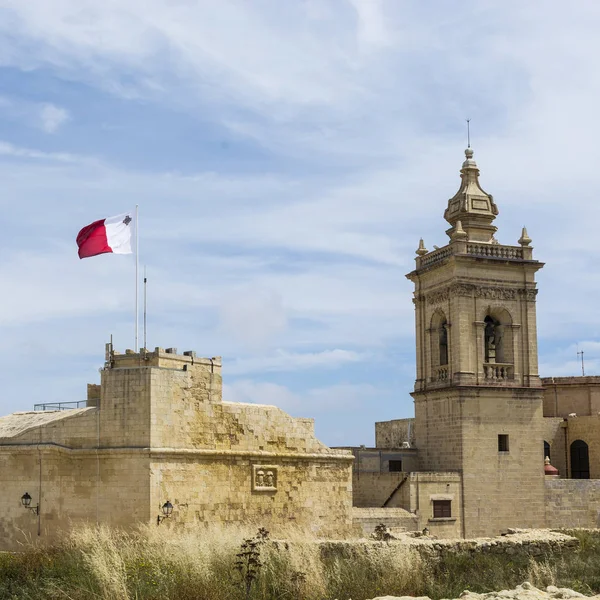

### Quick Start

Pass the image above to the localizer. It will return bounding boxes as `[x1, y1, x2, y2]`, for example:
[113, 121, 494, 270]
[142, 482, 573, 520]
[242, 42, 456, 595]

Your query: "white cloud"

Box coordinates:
[0, 95, 70, 134]
[218, 287, 287, 350]
[224, 380, 384, 415]
[39, 103, 70, 133]
[0, 140, 87, 163]
[227, 348, 367, 375]
[2, 1, 600, 444]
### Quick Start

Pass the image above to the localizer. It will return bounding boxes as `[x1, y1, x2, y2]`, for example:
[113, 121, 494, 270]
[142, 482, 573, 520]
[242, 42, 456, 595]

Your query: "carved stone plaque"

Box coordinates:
[252, 465, 278, 492]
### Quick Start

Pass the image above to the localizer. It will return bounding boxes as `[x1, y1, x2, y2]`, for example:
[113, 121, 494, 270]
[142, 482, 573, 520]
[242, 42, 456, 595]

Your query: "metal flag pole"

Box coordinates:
[143, 265, 147, 352]
[135, 204, 139, 352]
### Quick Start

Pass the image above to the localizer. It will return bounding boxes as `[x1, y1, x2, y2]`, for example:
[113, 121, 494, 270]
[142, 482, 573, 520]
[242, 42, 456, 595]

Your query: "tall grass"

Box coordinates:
[1, 528, 600, 600]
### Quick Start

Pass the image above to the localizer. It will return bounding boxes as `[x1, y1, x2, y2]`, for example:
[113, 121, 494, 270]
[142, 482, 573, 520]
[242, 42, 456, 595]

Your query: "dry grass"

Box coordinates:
[1, 528, 600, 600]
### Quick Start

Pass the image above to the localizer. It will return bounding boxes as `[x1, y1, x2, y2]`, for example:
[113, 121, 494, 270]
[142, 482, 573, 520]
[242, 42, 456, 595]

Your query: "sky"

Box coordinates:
[1, 1, 600, 447]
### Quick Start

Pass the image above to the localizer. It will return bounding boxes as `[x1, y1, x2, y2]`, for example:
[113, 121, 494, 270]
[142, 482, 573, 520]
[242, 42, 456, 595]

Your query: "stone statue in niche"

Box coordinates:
[439, 323, 448, 366]
[485, 317, 497, 363]
[252, 465, 277, 491]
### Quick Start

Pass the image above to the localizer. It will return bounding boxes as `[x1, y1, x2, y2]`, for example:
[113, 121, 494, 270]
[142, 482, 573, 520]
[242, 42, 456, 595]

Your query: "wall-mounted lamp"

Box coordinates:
[21, 492, 39, 515]
[157, 500, 173, 525]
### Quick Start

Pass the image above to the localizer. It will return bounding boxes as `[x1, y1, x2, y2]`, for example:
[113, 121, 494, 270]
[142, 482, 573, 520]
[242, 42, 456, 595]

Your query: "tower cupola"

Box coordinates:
[444, 148, 499, 243]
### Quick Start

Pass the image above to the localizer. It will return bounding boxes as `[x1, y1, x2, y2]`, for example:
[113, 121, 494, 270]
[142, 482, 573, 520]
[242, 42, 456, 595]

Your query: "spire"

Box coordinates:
[444, 148, 499, 243]
[519, 227, 532, 247]
[416, 238, 428, 256]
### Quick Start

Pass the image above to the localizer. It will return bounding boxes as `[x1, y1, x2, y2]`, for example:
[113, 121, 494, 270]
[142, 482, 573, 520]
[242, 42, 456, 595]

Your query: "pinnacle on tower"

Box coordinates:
[519, 227, 532, 246]
[451, 220, 468, 241]
[444, 148, 499, 243]
[416, 238, 428, 256]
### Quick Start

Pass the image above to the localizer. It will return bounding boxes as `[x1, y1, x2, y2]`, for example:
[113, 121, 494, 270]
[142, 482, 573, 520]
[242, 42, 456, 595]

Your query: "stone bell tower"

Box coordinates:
[406, 147, 546, 538]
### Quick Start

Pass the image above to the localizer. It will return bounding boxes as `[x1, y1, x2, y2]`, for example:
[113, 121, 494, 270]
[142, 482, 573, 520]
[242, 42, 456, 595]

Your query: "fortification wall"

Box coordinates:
[151, 455, 352, 538]
[0, 447, 150, 551]
[546, 479, 600, 528]
[0, 346, 354, 548]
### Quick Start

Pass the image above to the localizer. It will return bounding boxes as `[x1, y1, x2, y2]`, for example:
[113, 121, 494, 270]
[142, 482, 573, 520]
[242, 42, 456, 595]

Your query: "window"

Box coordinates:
[388, 460, 403, 472]
[498, 434, 509, 452]
[570, 440, 590, 479]
[544, 441, 550, 461]
[433, 500, 451, 518]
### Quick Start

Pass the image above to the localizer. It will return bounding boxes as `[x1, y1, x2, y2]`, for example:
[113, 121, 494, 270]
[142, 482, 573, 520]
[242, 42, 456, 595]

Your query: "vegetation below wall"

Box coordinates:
[1, 527, 600, 600]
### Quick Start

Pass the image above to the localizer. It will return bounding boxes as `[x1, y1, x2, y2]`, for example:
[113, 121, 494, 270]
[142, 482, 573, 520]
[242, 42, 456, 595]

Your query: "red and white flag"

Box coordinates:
[76, 210, 136, 259]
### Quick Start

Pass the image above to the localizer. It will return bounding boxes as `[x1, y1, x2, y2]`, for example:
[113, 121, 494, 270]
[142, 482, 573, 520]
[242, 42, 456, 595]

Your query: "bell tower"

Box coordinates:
[407, 148, 546, 537]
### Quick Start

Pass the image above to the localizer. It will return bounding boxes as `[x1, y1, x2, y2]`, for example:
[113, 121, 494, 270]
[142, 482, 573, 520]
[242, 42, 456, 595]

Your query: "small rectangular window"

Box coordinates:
[498, 434, 509, 452]
[388, 460, 403, 472]
[433, 500, 451, 518]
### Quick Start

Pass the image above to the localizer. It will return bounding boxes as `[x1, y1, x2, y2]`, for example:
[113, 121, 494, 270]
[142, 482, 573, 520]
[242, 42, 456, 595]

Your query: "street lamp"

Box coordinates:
[157, 500, 173, 525]
[21, 492, 39, 515]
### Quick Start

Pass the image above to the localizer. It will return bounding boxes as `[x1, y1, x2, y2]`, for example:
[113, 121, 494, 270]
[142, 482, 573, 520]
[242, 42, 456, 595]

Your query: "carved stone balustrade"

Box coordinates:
[432, 366, 449, 382]
[483, 363, 514, 382]
[466, 244, 523, 260]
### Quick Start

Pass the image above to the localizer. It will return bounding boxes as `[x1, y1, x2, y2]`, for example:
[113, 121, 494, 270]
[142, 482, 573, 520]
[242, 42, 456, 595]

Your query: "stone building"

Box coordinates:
[3, 145, 600, 547]
[351, 147, 600, 537]
[0, 348, 353, 550]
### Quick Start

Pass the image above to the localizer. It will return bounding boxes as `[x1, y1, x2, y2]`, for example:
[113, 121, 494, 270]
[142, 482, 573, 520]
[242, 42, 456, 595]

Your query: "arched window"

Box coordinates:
[570, 440, 590, 479]
[439, 320, 448, 366]
[544, 441, 550, 461]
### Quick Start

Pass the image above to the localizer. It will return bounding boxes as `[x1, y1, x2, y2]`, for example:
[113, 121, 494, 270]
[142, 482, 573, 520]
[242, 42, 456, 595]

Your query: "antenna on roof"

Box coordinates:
[143, 266, 148, 354]
[466, 118, 471, 148]
[577, 347, 585, 376]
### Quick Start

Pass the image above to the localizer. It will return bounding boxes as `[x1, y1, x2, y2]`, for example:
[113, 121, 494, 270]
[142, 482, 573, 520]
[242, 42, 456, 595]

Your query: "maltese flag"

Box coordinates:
[76, 210, 136, 259]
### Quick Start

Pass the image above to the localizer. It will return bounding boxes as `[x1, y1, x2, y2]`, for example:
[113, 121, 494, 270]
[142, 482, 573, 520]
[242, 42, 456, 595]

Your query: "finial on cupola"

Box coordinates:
[518, 227, 532, 247]
[416, 238, 428, 256]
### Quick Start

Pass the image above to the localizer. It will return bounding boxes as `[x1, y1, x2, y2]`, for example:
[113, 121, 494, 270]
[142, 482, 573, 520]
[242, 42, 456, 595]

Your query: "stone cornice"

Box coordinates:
[0, 443, 354, 462]
[424, 284, 538, 305]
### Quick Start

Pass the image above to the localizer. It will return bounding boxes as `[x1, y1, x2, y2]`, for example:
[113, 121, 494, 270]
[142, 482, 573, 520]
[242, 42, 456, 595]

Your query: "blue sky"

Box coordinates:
[1, 1, 600, 446]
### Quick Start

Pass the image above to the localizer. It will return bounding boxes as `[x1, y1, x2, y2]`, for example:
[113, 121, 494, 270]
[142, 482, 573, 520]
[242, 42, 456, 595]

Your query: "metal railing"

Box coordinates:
[33, 400, 90, 411]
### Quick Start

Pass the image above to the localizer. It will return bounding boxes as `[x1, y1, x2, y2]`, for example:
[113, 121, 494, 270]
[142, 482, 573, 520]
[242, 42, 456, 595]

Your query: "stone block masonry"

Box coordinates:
[0, 346, 354, 550]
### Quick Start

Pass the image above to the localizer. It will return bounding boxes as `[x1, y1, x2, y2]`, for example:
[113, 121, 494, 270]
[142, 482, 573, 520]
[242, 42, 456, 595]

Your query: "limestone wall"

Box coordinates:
[405, 472, 462, 538]
[458, 388, 546, 538]
[416, 386, 546, 538]
[0, 408, 98, 448]
[345, 447, 419, 474]
[151, 455, 352, 537]
[352, 472, 408, 508]
[542, 418, 566, 476]
[542, 376, 600, 418]
[0, 447, 150, 551]
[564, 415, 600, 479]
[375, 419, 416, 448]
[351, 507, 418, 535]
[0, 346, 354, 548]
[546, 479, 600, 528]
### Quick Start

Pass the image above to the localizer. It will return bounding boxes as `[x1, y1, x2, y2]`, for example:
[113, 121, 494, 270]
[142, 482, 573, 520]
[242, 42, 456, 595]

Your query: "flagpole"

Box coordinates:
[143, 265, 147, 352]
[135, 204, 139, 352]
